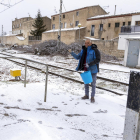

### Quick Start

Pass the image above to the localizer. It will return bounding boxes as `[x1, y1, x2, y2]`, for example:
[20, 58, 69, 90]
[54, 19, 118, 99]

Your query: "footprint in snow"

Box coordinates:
[52, 106, 58, 108]
[17, 99, 22, 102]
[93, 109, 108, 113]
[57, 127, 63, 129]
[37, 102, 42, 105]
[38, 121, 42, 124]
[1, 94, 5, 97]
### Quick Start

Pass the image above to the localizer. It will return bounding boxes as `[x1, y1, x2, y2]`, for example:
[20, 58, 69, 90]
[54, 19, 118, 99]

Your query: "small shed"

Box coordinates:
[124, 37, 140, 68]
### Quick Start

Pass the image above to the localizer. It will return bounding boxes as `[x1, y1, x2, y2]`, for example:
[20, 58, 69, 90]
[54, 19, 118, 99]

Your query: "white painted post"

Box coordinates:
[136, 48, 140, 68]
[123, 71, 140, 140]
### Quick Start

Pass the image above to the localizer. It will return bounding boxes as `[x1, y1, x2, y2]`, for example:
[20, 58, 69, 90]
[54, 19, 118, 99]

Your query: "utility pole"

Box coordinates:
[1, 25, 3, 45]
[58, 0, 62, 49]
[114, 5, 116, 15]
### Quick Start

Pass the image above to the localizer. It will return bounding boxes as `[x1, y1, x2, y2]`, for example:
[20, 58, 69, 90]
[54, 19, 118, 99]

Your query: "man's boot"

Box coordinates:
[81, 95, 89, 100]
[91, 97, 95, 103]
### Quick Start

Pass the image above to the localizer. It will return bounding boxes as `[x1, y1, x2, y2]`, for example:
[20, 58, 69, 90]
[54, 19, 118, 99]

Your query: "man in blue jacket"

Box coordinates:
[69, 39, 100, 103]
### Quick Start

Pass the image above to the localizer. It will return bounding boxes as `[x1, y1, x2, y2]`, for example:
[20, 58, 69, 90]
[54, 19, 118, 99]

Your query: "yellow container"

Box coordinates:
[10, 69, 21, 77]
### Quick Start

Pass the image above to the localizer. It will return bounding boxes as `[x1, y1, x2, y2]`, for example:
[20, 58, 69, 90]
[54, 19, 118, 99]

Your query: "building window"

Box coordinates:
[52, 24, 55, 29]
[102, 38, 104, 40]
[123, 22, 125, 26]
[63, 15, 65, 18]
[99, 24, 103, 31]
[108, 23, 111, 27]
[115, 23, 120, 28]
[64, 22, 67, 28]
[136, 21, 140, 25]
[61, 23, 63, 28]
[53, 17, 55, 20]
[91, 25, 95, 36]
[128, 21, 131, 26]
[76, 11, 79, 16]
[20, 23, 22, 27]
[13, 25, 14, 29]
[75, 21, 79, 26]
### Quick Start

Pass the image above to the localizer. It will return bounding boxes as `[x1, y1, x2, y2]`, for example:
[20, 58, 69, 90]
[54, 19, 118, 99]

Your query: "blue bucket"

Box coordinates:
[80, 71, 93, 84]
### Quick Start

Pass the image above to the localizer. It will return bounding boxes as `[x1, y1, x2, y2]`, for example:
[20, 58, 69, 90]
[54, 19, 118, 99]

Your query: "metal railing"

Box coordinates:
[0, 56, 48, 102]
[28, 36, 42, 41]
[121, 25, 140, 33]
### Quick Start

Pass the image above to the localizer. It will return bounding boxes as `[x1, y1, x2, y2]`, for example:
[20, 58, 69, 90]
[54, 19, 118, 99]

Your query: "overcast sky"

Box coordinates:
[0, 0, 140, 34]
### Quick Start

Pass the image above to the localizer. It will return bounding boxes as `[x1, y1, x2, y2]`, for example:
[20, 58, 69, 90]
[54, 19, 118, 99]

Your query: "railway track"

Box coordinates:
[0, 52, 128, 96]
[56, 61, 130, 74]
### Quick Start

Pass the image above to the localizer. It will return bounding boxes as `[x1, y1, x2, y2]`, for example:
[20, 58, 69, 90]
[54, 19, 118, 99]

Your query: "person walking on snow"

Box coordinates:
[69, 39, 100, 103]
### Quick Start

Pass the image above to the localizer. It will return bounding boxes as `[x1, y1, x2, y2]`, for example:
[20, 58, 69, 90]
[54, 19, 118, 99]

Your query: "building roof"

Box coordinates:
[84, 37, 100, 41]
[126, 36, 140, 40]
[87, 11, 140, 21]
[51, 5, 106, 17]
[43, 27, 86, 33]
[4, 34, 17, 36]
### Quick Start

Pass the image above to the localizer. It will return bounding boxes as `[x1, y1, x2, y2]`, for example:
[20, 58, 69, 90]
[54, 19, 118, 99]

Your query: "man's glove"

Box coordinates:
[84, 63, 89, 68]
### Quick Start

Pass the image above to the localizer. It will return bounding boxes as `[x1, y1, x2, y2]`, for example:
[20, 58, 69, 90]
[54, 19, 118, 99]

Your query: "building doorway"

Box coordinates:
[126, 40, 140, 67]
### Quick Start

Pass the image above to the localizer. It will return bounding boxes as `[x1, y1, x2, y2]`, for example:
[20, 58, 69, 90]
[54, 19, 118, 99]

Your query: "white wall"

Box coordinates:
[118, 33, 140, 50]
[131, 15, 140, 26]
[124, 40, 129, 66]
[137, 48, 140, 66]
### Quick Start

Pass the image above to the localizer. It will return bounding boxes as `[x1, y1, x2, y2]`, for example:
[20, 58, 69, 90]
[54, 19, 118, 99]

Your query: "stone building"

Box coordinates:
[12, 16, 51, 38]
[0, 16, 51, 46]
[86, 12, 140, 40]
[51, 5, 107, 30]
[42, 5, 107, 44]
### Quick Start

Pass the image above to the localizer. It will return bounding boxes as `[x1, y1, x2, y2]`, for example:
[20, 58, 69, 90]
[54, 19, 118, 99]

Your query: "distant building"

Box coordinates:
[86, 12, 140, 41]
[118, 14, 140, 50]
[117, 14, 140, 68]
[12, 16, 51, 38]
[42, 5, 107, 44]
[0, 16, 51, 46]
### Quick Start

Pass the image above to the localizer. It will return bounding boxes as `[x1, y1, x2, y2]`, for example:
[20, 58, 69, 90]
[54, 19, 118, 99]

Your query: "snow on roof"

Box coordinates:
[84, 37, 100, 41]
[16, 36, 25, 41]
[126, 36, 140, 40]
[44, 27, 86, 33]
[88, 11, 140, 20]
[4, 34, 17, 37]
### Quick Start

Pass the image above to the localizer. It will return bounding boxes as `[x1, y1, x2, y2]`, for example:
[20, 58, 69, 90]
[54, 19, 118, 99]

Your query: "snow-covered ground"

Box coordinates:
[0, 81, 126, 140]
[0, 50, 138, 140]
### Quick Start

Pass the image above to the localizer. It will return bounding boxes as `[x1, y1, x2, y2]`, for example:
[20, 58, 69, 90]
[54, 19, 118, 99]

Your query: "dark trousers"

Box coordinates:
[84, 73, 97, 97]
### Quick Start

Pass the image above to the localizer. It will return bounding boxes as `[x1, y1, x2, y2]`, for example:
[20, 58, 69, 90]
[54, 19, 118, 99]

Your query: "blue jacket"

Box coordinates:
[71, 46, 98, 74]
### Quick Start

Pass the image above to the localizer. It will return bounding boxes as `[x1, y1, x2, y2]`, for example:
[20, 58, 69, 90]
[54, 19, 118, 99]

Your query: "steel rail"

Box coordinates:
[0, 52, 129, 86]
[0, 54, 126, 96]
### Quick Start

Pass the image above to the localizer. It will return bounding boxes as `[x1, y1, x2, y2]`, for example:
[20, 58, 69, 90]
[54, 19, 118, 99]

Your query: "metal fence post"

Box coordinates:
[24, 60, 27, 87]
[44, 65, 48, 102]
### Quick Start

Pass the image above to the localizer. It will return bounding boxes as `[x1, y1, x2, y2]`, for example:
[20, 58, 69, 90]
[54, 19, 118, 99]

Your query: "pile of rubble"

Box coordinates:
[100, 51, 119, 62]
[10, 44, 34, 53]
[32, 40, 84, 56]
[7, 40, 119, 62]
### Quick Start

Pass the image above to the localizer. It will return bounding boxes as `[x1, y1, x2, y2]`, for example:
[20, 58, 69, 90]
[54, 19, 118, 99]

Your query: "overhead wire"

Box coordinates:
[0, 0, 24, 13]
